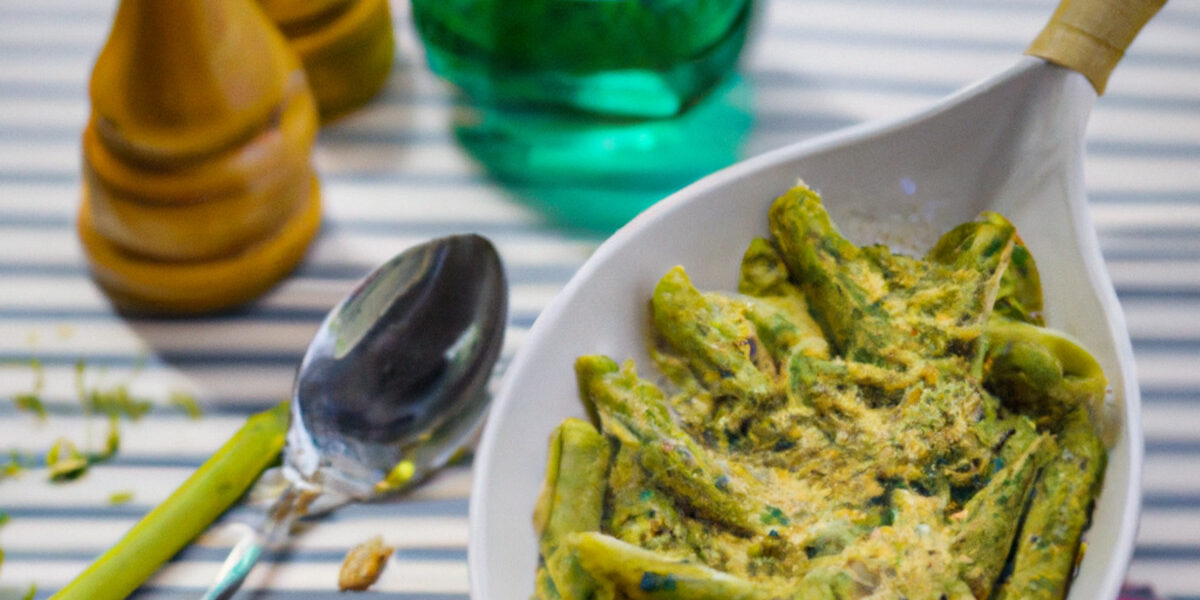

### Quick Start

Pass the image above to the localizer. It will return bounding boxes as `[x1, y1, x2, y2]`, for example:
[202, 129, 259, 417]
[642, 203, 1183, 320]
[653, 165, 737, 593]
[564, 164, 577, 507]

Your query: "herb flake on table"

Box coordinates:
[11, 358, 46, 420]
[85, 385, 153, 421]
[46, 438, 89, 481]
[13, 393, 46, 420]
[108, 490, 135, 505]
[0, 451, 25, 480]
[169, 391, 203, 419]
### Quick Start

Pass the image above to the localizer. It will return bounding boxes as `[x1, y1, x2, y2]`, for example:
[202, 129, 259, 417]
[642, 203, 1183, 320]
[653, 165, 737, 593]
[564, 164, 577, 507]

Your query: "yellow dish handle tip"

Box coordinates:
[1026, 0, 1167, 94]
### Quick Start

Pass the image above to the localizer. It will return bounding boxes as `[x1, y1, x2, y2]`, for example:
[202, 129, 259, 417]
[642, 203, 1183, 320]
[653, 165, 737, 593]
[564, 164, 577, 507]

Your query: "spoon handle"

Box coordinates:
[1026, 0, 1166, 94]
[201, 484, 311, 600]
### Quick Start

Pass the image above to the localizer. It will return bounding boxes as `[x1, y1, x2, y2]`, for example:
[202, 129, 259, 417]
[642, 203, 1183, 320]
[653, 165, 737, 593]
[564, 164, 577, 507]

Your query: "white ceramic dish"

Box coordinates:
[469, 56, 1142, 600]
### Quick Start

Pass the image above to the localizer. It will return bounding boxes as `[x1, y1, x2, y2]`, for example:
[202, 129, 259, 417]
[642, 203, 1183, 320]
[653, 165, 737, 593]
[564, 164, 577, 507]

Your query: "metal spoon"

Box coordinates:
[204, 233, 507, 599]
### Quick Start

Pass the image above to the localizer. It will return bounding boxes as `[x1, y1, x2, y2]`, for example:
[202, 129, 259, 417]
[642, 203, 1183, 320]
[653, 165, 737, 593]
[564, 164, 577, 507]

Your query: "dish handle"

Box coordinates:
[1026, 0, 1166, 94]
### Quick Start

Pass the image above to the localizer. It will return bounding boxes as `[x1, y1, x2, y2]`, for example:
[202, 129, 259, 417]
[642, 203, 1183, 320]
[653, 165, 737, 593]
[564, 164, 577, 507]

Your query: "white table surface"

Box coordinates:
[1, 0, 1198, 598]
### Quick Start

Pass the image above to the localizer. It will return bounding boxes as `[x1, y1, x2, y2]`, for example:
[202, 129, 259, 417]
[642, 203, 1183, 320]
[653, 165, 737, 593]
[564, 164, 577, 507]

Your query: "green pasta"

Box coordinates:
[576, 355, 767, 534]
[652, 266, 778, 406]
[534, 183, 1109, 600]
[536, 567, 563, 600]
[995, 408, 1107, 600]
[985, 318, 1108, 430]
[952, 434, 1044, 599]
[737, 237, 794, 298]
[977, 213, 1045, 326]
[534, 418, 613, 600]
[569, 532, 777, 600]
[736, 240, 830, 362]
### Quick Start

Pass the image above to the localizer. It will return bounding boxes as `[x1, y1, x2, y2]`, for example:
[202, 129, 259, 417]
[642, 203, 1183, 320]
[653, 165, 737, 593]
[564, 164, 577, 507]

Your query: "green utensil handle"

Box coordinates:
[49, 403, 290, 600]
[1026, 0, 1167, 94]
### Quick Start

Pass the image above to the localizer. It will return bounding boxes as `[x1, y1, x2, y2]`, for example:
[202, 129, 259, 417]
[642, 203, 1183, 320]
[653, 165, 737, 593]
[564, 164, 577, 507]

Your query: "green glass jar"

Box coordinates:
[411, 0, 753, 118]
[411, 0, 756, 232]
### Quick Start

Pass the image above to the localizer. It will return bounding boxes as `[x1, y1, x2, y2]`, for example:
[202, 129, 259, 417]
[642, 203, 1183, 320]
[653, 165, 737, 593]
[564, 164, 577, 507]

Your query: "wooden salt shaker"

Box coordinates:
[80, 0, 322, 314]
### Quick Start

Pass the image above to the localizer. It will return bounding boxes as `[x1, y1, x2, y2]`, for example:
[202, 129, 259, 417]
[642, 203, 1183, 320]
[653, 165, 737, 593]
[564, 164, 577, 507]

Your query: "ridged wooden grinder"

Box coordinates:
[83, 77, 318, 262]
[259, 0, 395, 120]
[81, 0, 322, 313]
[78, 180, 322, 315]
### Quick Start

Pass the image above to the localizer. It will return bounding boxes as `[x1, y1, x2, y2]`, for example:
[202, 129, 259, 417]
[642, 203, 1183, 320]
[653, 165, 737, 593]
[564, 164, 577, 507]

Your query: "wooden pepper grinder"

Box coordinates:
[259, 0, 395, 120]
[80, 0, 322, 314]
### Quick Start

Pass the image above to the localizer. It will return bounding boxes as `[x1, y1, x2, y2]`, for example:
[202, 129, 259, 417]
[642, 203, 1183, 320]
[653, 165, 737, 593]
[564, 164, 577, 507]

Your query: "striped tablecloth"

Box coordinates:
[1, 0, 1197, 598]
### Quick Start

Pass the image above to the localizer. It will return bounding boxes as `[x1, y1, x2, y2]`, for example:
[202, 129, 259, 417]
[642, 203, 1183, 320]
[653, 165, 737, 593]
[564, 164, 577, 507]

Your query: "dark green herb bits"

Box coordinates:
[640, 572, 679, 592]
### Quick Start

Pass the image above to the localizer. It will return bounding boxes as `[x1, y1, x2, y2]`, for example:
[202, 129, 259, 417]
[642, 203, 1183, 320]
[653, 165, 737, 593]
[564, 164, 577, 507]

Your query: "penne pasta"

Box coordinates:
[534, 183, 1108, 600]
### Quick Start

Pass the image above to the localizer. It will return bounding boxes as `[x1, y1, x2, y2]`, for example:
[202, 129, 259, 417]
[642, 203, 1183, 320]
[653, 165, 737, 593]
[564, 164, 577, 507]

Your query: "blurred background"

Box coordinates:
[0, 0, 1197, 597]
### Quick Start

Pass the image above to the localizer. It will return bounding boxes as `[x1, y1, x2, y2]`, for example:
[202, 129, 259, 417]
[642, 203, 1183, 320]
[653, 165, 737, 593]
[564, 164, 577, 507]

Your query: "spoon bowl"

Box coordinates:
[288, 233, 509, 497]
[469, 5, 1159, 595]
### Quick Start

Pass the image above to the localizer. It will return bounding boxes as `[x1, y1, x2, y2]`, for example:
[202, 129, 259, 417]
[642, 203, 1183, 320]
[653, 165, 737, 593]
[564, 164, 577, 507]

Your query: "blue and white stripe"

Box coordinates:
[0, 0, 1198, 597]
